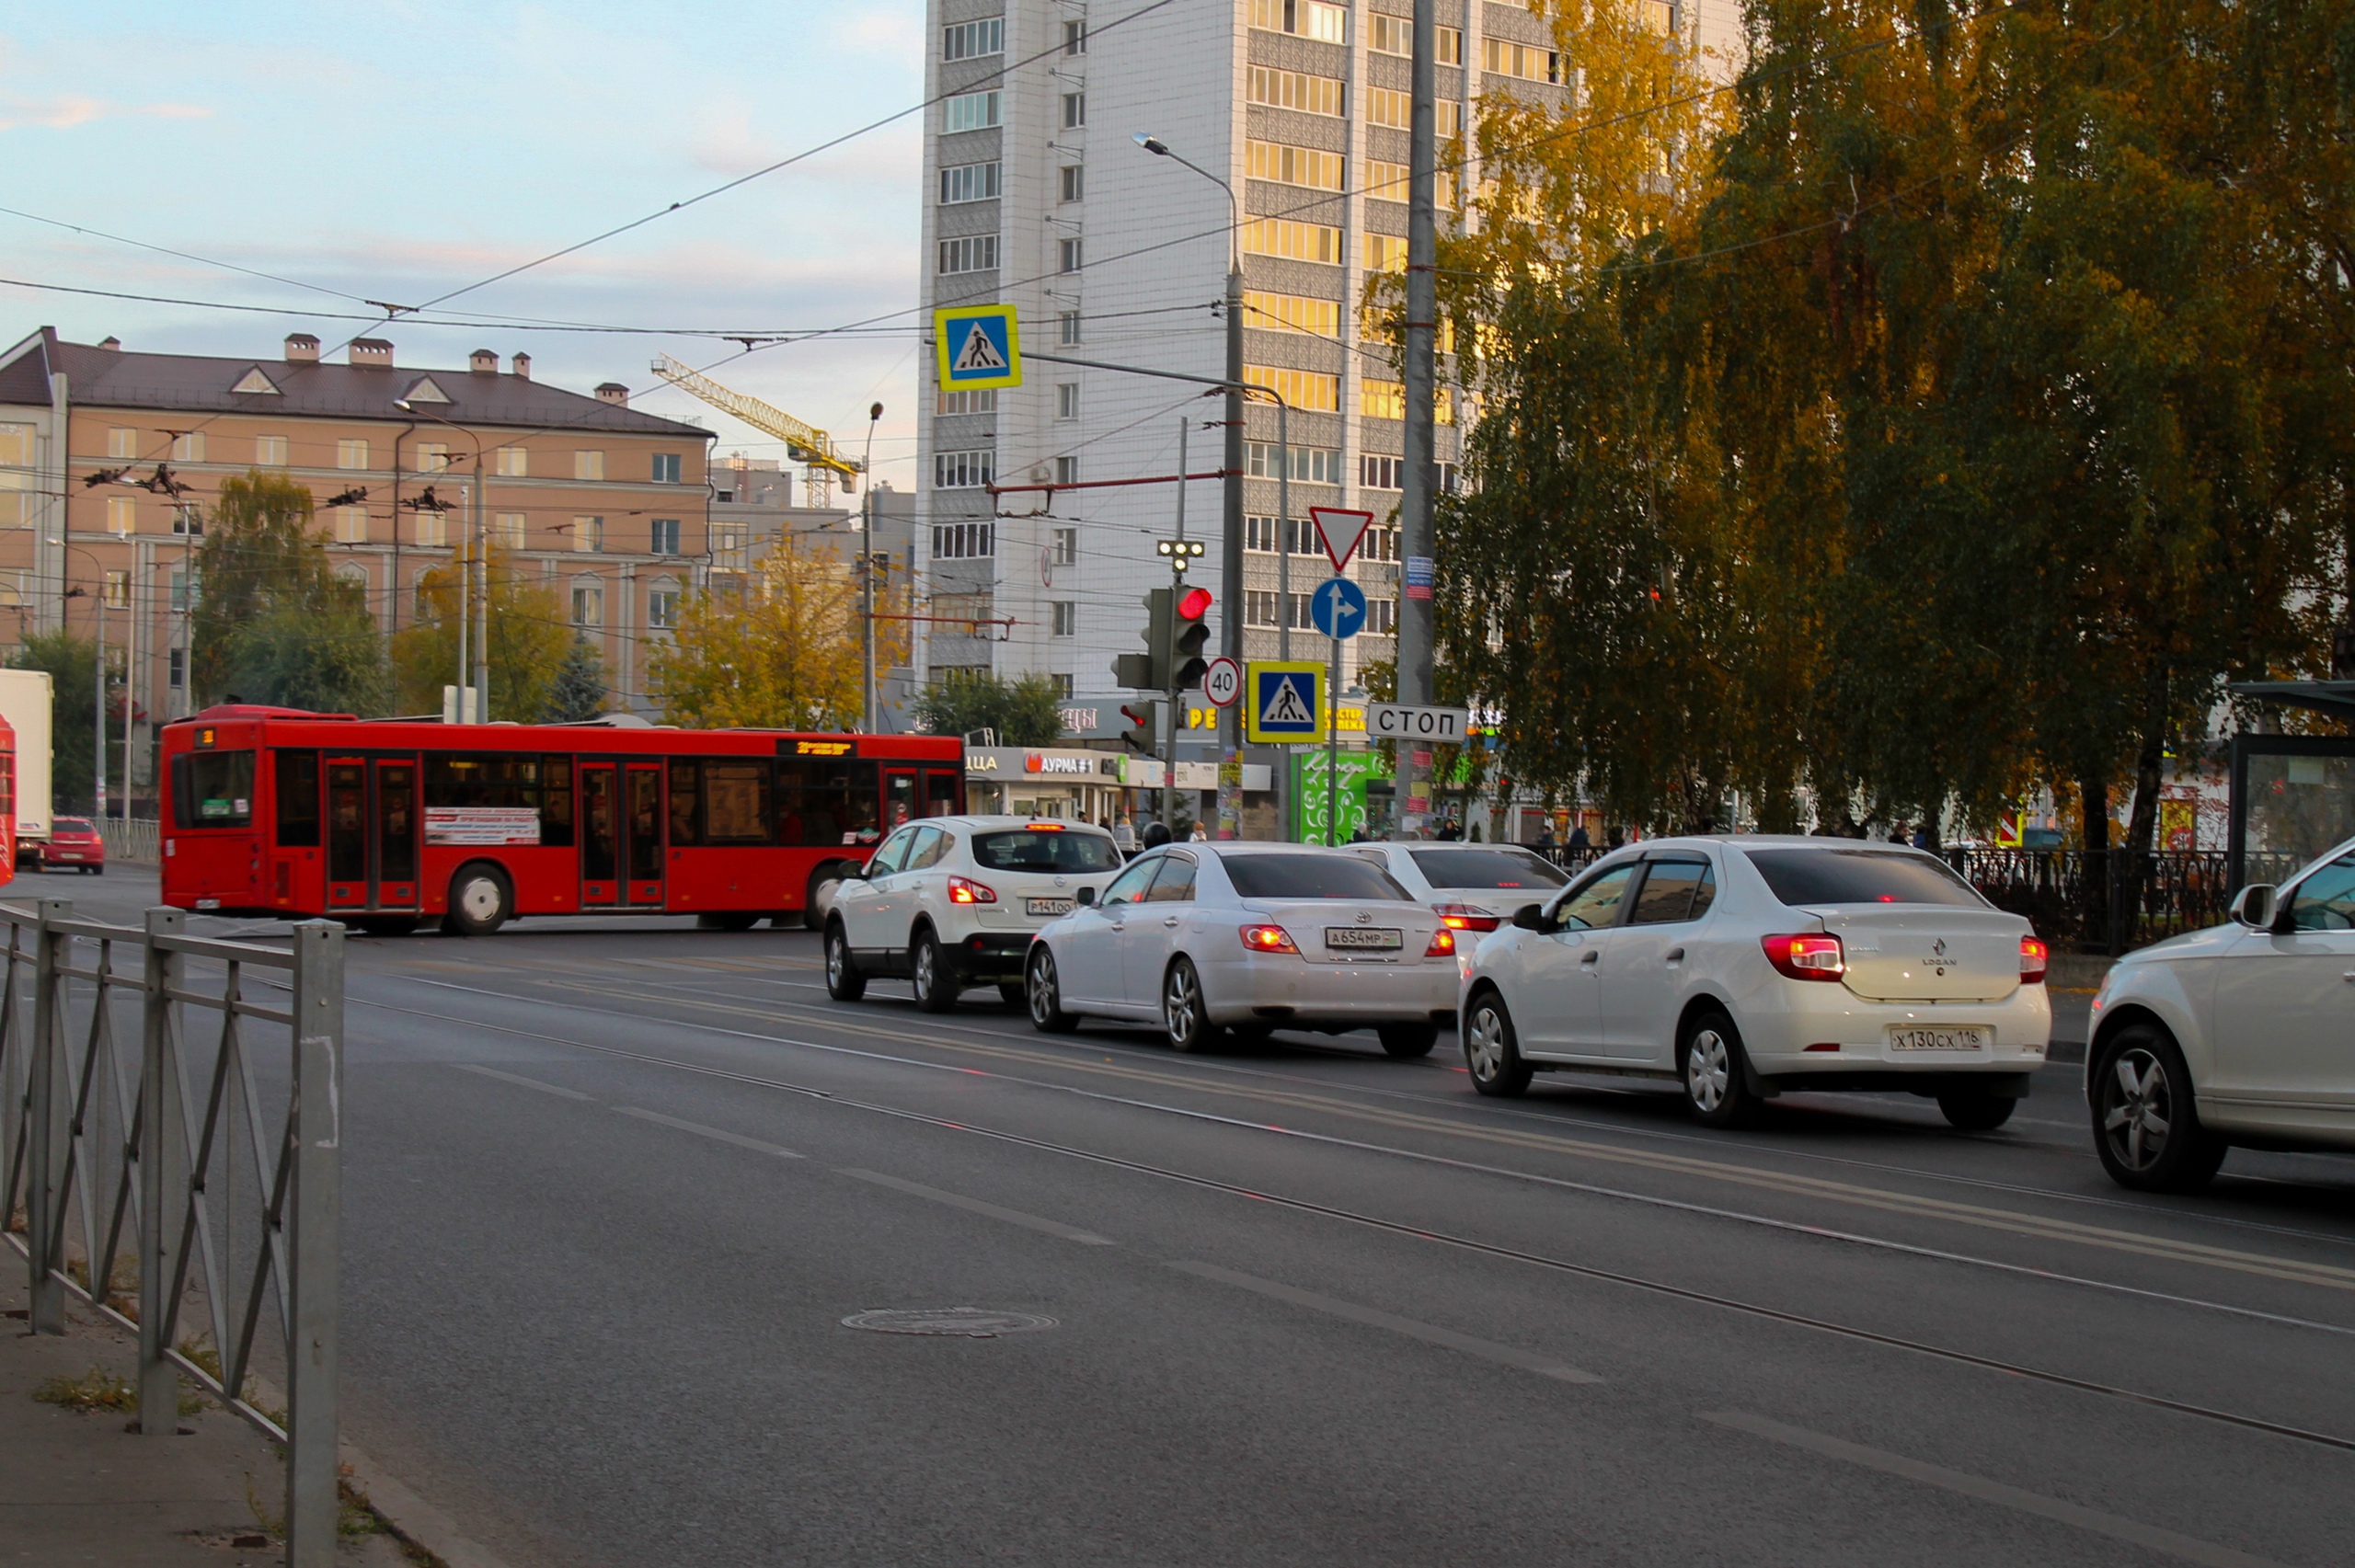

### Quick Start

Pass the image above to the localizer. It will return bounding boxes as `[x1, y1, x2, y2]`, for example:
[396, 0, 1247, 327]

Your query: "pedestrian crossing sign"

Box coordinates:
[935, 303, 1022, 390]
[1246, 660, 1326, 744]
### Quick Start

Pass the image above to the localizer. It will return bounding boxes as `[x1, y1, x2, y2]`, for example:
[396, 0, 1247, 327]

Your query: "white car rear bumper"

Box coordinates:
[1740, 983, 2052, 1075]
[1199, 951, 1458, 1027]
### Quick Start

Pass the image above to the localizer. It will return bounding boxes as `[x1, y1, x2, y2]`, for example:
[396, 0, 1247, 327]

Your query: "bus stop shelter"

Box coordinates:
[2225, 680, 2355, 888]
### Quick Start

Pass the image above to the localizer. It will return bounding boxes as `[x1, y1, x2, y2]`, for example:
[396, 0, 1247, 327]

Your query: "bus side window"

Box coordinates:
[275, 750, 321, 847]
[925, 767, 960, 818]
[170, 755, 194, 829]
[541, 756, 575, 847]
[702, 759, 771, 843]
[669, 759, 701, 846]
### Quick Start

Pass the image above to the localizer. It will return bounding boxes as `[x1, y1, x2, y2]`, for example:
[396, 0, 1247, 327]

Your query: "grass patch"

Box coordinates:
[33, 1364, 204, 1417]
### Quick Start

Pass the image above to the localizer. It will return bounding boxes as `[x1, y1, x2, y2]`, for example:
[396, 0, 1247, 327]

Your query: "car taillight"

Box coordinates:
[1762, 932, 1845, 981]
[1432, 903, 1499, 933]
[1424, 928, 1457, 957]
[948, 876, 997, 904]
[2019, 934, 2049, 985]
[1239, 923, 1299, 955]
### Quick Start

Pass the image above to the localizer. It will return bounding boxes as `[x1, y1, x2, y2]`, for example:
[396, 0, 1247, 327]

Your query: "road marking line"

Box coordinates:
[1701, 1411, 2286, 1568]
[836, 1168, 1115, 1245]
[1169, 1260, 1602, 1383]
[453, 1064, 591, 1100]
[614, 1106, 803, 1159]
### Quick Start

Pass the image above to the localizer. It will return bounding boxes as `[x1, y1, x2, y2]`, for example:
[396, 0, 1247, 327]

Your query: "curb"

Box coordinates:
[339, 1442, 515, 1568]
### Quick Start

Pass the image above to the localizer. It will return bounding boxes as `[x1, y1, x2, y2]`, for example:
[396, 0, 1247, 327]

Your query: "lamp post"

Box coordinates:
[52, 540, 109, 818]
[394, 401, 488, 721]
[1134, 132, 1247, 837]
[858, 401, 884, 732]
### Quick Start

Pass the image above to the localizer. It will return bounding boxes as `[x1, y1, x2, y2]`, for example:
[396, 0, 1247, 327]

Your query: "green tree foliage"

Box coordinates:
[390, 548, 577, 720]
[545, 637, 608, 721]
[909, 671, 1066, 747]
[190, 471, 388, 714]
[6, 631, 97, 812]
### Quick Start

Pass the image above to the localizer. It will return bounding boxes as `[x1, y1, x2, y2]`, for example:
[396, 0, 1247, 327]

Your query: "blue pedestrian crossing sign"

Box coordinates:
[935, 303, 1022, 390]
[1309, 577, 1368, 640]
[1246, 660, 1326, 744]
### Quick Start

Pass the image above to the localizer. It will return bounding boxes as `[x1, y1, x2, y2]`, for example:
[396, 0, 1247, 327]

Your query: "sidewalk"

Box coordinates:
[0, 1266, 407, 1567]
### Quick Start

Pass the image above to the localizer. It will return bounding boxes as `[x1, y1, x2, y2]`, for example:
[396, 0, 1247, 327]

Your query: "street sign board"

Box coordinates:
[934, 303, 1022, 391]
[1308, 506, 1376, 573]
[1246, 661, 1325, 743]
[1367, 703, 1471, 742]
[1202, 656, 1242, 707]
[1309, 577, 1368, 640]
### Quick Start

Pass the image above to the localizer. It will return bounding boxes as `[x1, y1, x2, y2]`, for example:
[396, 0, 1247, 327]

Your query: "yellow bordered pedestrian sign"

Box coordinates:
[1246, 660, 1326, 744]
[935, 303, 1022, 391]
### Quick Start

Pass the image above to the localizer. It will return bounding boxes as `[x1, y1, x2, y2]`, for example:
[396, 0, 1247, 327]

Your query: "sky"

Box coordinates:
[0, 0, 929, 491]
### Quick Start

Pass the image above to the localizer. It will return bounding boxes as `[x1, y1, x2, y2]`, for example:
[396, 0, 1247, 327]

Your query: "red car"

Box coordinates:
[41, 818, 105, 875]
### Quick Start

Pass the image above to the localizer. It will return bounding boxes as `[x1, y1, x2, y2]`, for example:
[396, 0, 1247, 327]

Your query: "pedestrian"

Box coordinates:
[1536, 818, 1556, 852]
[1188, 822, 1207, 841]
[1113, 816, 1137, 853]
[1568, 821, 1589, 850]
[1911, 823, 1935, 851]
[1606, 826, 1625, 851]
[1142, 820, 1172, 849]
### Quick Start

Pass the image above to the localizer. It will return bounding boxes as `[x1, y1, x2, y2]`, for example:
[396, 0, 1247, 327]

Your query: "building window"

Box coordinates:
[109, 427, 139, 460]
[1360, 381, 1453, 423]
[1440, 98, 1465, 140]
[1062, 92, 1086, 129]
[1058, 311, 1083, 345]
[1250, 0, 1348, 44]
[1247, 442, 1343, 485]
[1363, 524, 1401, 563]
[939, 235, 1001, 274]
[942, 161, 1003, 204]
[1056, 383, 1080, 419]
[944, 90, 1002, 133]
[103, 569, 129, 609]
[574, 450, 604, 481]
[1059, 238, 1084, 273]
[571, 515, 604, 552]
[571, 583, 604, 626]
[335, 506, 369, 544]
[493, 512, 525, 550]
[1372, 16, 1460, 62]
[169, 568, 190, 611]
[648, 584, 682, 630]
[651, 452, 683, 484]
[650, 518, 682, 555]
[1059, 165, 1084, 202]
[934, 450, 994, 489]
[932, 521, 996, 559]
[1063, 18, 1086, 53]
[1245, 589, 1278, 627]
[168, 647, 186, 689]
[413, 509, 446, 548]
[936, 388, 998, 416]
[1483, 38, 1561, 83]
[1051, 526, 1077, 565]
[107, 497, 136, 536]
[1249, 66, 1344, 116]
[1246, 140, 1343, 191]
[942, 17, 1004, 59]
[1367, 599, 1396, 635]
[337, 439, 369, 470]
[1242, 366, 1339, 413]
[1051, 601, 1077, 637]
[1055, 455, 1079, 486]
[495, 446, 528, 476]
[1242, 218, 1342, 265]
[254, 434, 288, 466]
[712, 523, 749, 569]
[934, 592, 993, 635]
[171, 504, 201, 536]
[1243, 291, 1339, 338]
[1366, 86, 1409, 129]
[1246, 516, 1276, 553]
[1364, 234, 1407, 273]
[416, 441, 450, 473]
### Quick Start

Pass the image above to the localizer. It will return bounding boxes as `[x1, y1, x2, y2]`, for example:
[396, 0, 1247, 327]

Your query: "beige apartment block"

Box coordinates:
[0, 327, 718, 792]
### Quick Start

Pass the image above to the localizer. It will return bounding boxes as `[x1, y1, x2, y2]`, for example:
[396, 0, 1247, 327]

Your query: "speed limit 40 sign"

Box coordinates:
[1202, 656, 1243, 707]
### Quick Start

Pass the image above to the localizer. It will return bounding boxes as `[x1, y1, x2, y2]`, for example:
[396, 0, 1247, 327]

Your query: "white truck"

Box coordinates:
[0, 668, 55, 866]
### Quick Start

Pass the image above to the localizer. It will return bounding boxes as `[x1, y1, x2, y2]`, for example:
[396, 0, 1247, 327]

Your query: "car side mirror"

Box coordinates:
[1511, 903, 1548, 932]
[839, 862, 867, 881]
[1075, 887, 1097, 907]
[2229, 883, 2276, 930]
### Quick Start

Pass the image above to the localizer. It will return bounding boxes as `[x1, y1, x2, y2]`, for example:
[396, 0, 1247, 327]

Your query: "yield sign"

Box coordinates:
[1308, 506, 1377, 572]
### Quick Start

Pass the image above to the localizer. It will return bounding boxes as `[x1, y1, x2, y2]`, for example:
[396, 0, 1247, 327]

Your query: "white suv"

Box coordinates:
[825, 816, 1127, 1012]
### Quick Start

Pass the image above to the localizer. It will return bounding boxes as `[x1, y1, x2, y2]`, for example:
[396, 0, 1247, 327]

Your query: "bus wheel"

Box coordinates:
[444, 864, 512, 936]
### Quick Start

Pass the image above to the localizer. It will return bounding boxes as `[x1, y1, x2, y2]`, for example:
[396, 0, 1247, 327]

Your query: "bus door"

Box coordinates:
[580, 761, 620, 906]
[374, 758, 419, 908]
[881, 768, 919, 832]
[624, 761, 664, 906]
[325, 755, 419, 910]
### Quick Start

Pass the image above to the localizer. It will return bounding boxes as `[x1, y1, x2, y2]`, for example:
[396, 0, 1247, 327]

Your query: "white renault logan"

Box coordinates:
[1023, 843, 1460, 1055]
[1456, 837, 2052, 1128]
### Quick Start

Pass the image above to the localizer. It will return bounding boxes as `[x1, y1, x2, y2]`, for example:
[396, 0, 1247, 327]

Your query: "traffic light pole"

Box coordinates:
[1166, 418, 1187, 836]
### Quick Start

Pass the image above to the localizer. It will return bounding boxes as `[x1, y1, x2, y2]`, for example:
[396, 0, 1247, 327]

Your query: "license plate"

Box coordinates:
[195, 898, 221, 910]
[1026, 897, 1074, 918]
[1887, 1025, 1990, 1052]
[1325, 927, 1403, 950]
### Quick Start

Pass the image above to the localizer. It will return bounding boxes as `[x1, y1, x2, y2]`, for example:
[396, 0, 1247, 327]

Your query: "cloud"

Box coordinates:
[0, 92, 210, 132]
[828, 10, 924, 57]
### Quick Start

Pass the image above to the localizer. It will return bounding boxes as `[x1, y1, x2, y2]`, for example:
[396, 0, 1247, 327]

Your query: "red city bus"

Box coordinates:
[158, 706, 964, 933]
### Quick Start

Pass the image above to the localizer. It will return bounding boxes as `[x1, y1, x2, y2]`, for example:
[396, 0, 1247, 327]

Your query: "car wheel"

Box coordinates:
[1027, 946, 1078, 1034]
[1937, 1087, 2017, 1132]
[1682, 1010, 1761, 1127]
[1163, 956, 1220, 1053]
[2092, 1024, 2227, 1192]
[442, 864, 512, 936]
[1462, 990, 1533, 1097]
[823, 921, 866, 1002]
[1377, 1021, 1439, 1059]
[910, 927, 958, 1013]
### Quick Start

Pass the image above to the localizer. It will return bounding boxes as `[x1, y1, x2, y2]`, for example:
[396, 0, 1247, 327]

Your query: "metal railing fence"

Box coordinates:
[98, 817, 163, 864]
[0, 900, 344, 1567]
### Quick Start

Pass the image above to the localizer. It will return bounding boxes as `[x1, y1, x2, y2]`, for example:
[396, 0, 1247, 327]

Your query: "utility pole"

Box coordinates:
[93, 587, 106, 820]
[1395, 0, 1441, 839]
[470, 466, 488, 721]
[859, 402, 883, 731]
[1166, 418, 1188, 835]
[1222, 261, 1246, 838]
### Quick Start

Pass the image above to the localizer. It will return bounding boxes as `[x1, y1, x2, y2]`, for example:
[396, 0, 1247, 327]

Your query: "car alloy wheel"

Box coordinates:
[1682, 1010, 1759, 1127]
[911, 929, 957, 1013]
[2104, 1047, 2174, 1171]
[1164, 957, 1217, 1053]
[1463, 993, 1531, 1098]
[1028, 947, 1077, 1033]
[2092, 1026, 2226, 1192]
[824, 922, 866, 1002]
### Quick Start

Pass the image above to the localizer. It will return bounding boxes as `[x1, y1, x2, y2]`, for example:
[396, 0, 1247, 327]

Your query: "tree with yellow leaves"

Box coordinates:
[391, 546, 576, 720]
[648, 532, 863, 728]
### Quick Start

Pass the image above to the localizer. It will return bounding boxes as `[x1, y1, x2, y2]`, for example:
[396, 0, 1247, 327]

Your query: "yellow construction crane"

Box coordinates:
[649, 354, 864, 506]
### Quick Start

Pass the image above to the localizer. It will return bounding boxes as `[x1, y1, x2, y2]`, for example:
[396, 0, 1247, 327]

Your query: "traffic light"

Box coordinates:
[1120, 702, 1159, 754]
[1171, 586, 1212, 687]
[1114, 588, 1173, 690]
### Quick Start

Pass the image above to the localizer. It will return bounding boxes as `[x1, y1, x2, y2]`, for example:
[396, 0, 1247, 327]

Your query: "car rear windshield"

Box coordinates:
[971, 829, 1124, 874]
[52, 818, 93, 834]
[1224, 853, 1412, 901]
[1745, 847, 1984, 908]
[1407, 848, 1568, 890]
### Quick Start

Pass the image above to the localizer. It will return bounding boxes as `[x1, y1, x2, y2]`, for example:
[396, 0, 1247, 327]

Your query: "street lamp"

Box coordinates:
[51, 539, 110, 819]
[394, 400, 488, 722]
[858, 400, 884, 732]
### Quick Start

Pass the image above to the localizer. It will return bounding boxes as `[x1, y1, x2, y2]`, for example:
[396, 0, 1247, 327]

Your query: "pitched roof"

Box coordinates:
[0, 328, 710, 440]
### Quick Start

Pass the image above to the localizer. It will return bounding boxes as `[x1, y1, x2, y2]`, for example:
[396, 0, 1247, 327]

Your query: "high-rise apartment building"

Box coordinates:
[915, 0, 1740, 701]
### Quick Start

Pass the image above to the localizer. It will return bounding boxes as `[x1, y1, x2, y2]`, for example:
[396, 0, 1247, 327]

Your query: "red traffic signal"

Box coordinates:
[1177, 586, 1213, 622]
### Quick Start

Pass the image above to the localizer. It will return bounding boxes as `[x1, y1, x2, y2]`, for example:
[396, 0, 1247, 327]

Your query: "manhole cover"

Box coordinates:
[841, 1308, 1058, 1338]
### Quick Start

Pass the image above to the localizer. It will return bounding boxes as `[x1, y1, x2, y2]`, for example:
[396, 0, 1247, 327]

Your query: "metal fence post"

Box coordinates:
[284, 920, 344, 1567]
[137, 908, 186, 1437]
[27, 898, 71, 1334]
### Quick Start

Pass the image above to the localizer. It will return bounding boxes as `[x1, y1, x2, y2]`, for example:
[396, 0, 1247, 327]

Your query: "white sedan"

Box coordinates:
[1456, 836, 2052, 1128]
[1023, 843, 1460, 1055]
[1349, 841, 1571, 932]
[2084, 835, 2355, 1191]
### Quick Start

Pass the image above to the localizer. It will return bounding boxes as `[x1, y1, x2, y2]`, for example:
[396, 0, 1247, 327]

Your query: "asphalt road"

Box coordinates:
[31, 866, 2355, 1567]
